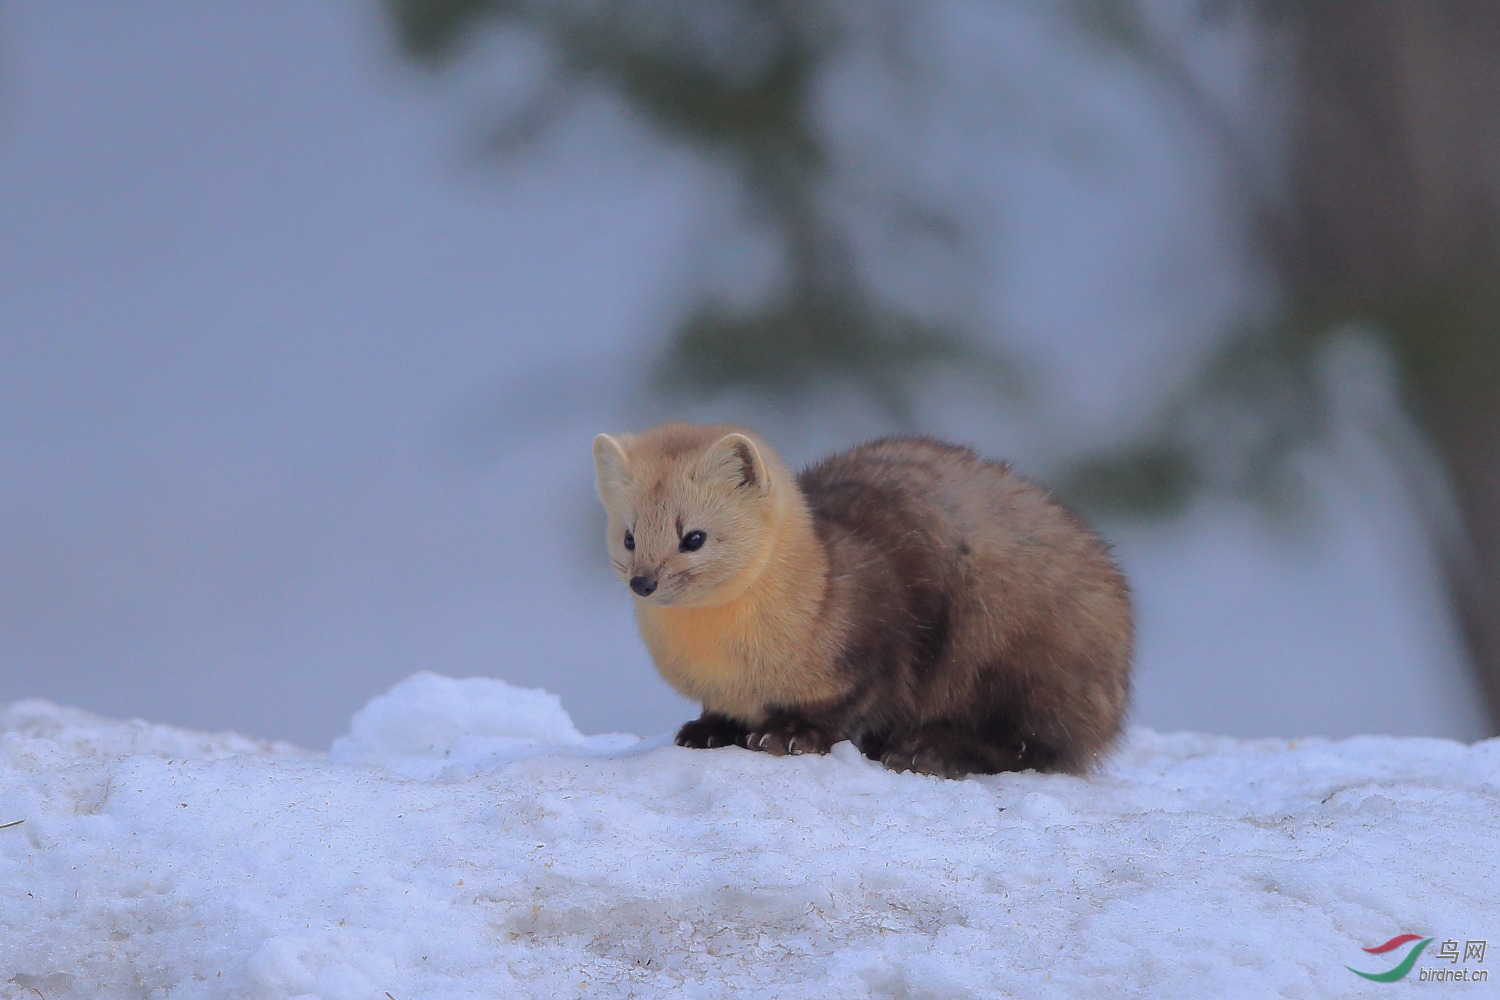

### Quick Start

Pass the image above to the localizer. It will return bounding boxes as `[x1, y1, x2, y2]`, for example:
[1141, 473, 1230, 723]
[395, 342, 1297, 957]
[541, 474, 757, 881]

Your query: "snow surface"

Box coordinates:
[3, 673, 1496, 1000]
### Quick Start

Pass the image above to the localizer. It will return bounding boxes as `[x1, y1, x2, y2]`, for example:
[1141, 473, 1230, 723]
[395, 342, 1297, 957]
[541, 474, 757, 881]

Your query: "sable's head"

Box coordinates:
[592, 424, 781, 607]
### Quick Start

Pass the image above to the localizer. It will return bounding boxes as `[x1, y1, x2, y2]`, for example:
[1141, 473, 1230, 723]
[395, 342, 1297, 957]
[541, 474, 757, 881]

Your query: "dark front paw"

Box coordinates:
[675, 713, 749, 750]
[881, 744, 971, 779]
[880, 725, 1007, 778]
[744, 717, 835, 757]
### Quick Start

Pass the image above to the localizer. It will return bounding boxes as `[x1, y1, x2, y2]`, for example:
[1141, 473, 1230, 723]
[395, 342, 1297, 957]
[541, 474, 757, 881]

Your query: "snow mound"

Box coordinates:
[329, 672, 644, 780]
[2, 675, 1497, 1000]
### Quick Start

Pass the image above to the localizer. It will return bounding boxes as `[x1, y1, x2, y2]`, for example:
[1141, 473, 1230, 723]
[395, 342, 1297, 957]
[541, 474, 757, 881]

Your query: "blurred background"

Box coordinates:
[2, 1, 1496, 748]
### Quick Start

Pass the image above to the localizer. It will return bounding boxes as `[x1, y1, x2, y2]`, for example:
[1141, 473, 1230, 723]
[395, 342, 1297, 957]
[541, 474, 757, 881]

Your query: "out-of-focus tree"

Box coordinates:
[389, 0, 1013, 420]
[1284, 3, 1500, 734]
[1067, 0, 1500, 732]
[386, 0, 1500, 733]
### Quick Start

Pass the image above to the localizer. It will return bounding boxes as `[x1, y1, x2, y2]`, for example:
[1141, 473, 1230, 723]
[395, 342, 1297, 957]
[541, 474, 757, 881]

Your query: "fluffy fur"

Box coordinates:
[592, 423, 1133, 777]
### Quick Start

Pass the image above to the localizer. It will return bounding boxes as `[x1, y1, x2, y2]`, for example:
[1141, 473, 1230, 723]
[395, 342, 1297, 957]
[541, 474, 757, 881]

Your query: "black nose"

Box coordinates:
[629, 575, 658, 597]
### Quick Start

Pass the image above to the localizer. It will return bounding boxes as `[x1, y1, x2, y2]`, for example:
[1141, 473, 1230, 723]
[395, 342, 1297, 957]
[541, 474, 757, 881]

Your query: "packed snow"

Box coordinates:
[3, 673, 1496, 999]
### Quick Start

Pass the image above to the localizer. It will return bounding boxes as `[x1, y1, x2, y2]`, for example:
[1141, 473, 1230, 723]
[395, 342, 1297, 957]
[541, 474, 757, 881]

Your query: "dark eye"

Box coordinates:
[623, 530, 635, 551]
[680, 530, 706, 552]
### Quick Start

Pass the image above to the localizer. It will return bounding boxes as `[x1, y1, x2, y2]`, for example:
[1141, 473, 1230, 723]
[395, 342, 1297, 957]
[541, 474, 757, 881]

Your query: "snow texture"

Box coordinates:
[3, 673, 1496, 999]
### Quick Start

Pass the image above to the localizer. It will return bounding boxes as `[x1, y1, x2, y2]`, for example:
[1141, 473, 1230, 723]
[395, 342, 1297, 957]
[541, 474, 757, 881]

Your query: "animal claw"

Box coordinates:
[882, 751, 913, 773]
[756, 733, 771, 750]
[787, 738, 801, 754]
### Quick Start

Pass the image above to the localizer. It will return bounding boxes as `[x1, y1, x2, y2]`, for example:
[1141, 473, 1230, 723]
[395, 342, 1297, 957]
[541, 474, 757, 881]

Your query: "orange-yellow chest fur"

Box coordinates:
[638, 598, 755, 699]
[635, 527, 843, 721]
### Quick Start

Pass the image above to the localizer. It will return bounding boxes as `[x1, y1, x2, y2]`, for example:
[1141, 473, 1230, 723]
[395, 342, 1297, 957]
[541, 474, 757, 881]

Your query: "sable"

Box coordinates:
[593, 423, 1132, 777]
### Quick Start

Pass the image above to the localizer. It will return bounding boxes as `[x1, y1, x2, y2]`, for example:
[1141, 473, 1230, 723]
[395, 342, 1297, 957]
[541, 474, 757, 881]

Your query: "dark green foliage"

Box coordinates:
[1063, 323, 1324, 519]
[389, 0, 515, 65]
[384, 0, 1301, 519]
[662, 290, 1014, 421]
[386, 0, 1013, 423]
[1062, 445, 1197, 519]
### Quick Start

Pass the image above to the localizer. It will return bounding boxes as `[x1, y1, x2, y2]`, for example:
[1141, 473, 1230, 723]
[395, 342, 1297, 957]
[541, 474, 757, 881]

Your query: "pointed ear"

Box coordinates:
[592, 433, 631, 507]
[697, 432, 771, 493]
